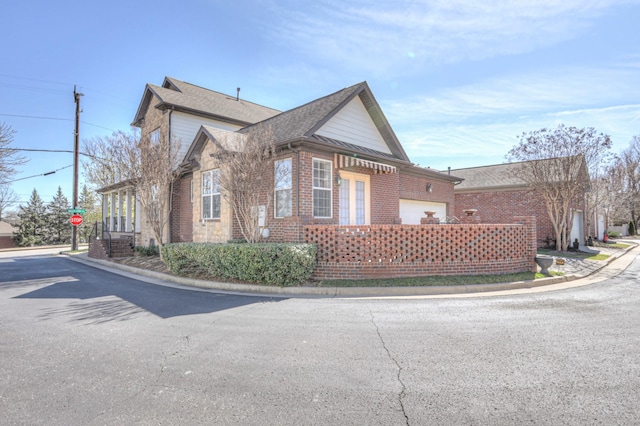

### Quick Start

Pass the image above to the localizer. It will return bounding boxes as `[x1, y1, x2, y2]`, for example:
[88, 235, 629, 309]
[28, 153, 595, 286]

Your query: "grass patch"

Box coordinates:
[537, 248, 610, 261]
[604, 243, 630, 249]
[317, 271, 563, 288]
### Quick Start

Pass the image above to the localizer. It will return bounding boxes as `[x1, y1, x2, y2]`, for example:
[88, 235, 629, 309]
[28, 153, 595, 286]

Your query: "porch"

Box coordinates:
[102, 188, 138, 233]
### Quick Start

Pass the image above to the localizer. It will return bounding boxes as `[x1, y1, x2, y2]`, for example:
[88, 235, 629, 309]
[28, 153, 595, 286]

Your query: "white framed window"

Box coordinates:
[150, 127, 161, 145]
[312, 158, 332, 218]
[150, 185, 159, 221]
[202, 169, 221, 219]
[274, 158, 292, 218]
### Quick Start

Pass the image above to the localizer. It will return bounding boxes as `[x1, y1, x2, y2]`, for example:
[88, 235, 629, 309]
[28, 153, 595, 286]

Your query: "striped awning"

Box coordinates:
[335, 154, 397, 174]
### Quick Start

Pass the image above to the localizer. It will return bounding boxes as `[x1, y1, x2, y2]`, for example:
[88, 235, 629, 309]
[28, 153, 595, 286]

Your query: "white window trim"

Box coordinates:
[202, 169, 221, 219]
[150, 127, 161, 145]
[312, 158, 333, 219]
[274, 158, 292, 218]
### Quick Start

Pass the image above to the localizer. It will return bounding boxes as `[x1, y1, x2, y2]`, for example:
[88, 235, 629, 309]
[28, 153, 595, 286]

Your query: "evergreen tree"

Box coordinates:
[46, 186, 71, 244]
[78, 184, 100, 242]
[13, 189, 47, 246]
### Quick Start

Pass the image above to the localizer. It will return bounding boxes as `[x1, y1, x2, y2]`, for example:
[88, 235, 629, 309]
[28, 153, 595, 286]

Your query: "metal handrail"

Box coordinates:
[88, 221, 113, 257]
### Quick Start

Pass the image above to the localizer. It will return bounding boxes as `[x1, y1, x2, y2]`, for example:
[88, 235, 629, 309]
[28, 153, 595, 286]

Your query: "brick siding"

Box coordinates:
[0, 236, 16, 249]
[455, 189, 586, 247]
[400, 174, 456, 216]
[170, 173, 193, 243]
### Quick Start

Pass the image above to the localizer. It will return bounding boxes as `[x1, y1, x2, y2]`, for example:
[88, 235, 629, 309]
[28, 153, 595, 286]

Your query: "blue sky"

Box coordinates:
[2, 0, 639, 206]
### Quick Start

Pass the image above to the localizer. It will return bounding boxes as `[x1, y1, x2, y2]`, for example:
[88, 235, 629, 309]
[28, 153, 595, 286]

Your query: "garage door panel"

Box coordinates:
[400, 200, 447, 225]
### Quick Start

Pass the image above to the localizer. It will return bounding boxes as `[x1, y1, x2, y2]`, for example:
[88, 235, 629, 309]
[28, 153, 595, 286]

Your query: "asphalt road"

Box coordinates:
[1, 250, 639, 425]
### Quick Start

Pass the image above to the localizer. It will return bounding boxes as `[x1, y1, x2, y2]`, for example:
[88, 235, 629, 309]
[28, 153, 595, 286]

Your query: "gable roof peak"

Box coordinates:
[132, 76, 281, 127]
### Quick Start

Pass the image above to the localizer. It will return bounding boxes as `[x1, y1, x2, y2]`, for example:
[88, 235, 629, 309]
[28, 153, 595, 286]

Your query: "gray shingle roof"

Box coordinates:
[449, 162, 529, 190]
[450, 156, 589, 190]
[133, 77, 280, 126]
[239, 82, 363, 141]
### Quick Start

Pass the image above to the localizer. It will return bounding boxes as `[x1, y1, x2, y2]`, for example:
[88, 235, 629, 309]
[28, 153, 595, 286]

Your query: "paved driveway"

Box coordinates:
[1, 250, 639, 425]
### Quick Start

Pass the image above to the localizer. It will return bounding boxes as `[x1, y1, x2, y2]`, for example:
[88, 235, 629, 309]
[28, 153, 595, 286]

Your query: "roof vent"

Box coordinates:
[236, 87, 240, 101]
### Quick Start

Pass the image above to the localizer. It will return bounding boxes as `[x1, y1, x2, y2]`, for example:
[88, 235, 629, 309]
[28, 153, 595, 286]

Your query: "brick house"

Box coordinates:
[0, 220, 17, 249]
[93, 77, 540, 279]
[180, 80, 461, 244]
[450, 159, 589, 248]
[99, 77, 461, 248]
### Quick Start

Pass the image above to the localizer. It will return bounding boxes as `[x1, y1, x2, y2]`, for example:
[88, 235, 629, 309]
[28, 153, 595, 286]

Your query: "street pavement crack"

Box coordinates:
[369, 309, 410, 426]
[159, 335, 191, 374]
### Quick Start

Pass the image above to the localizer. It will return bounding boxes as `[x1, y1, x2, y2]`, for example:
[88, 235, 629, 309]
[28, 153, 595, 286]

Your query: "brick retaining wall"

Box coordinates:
[305, 216, 536, 280]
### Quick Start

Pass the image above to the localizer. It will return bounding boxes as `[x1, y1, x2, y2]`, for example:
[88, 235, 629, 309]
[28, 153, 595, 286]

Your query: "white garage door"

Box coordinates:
[399, 200, 447, 225]
[570, 211, 585, 245]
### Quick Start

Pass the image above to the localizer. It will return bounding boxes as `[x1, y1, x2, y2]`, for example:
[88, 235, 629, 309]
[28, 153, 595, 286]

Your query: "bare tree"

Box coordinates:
[0, 185, 19, 220]
[0, 122, 28, 184]
[82, 130, 141, 189]
[136, 133, 181, 256]
[212, 124, 281, 243]
[507, 124, 612, 251]
[606, 135, 640, 233]
[81, 129, 180, 258]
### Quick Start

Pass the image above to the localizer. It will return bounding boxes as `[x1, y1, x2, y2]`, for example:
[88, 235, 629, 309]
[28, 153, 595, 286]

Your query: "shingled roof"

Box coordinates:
[132, 77, 280, 127]
[238, 82, 411, 163]
[450, 156, 589, 191]
[449, 162, 528, 190]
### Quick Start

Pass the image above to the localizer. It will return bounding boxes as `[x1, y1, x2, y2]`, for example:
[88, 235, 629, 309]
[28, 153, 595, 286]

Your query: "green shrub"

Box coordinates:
[161, 243, 317, 286]
[607, 230, 620, 239]
[629, 220, 636, 236]
[135, 245, 160, 256]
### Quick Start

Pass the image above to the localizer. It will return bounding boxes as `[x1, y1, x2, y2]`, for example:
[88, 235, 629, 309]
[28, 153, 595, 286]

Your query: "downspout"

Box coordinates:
[288, 142, 302, 241]
[287, 142, 301, 217]
[167, 108, 174, 244]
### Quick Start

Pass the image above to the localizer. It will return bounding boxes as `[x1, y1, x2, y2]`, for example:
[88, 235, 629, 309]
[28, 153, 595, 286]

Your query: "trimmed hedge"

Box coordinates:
[161, 242, 317, 286]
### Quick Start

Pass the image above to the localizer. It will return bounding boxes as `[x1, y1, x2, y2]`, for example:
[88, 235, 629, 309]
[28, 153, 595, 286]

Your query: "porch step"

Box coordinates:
[88, 238, 133, 259]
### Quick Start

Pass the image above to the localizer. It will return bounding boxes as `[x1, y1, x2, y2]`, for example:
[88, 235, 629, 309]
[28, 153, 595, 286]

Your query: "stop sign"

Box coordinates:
[70, 214, 83, 226]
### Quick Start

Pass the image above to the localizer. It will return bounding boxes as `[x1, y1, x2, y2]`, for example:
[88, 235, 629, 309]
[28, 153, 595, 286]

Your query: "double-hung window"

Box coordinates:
[202, 169, 221, 219]
[312, 158, 332, 218]
[150, 128, 161, 145]
[274, 159, 292, 218]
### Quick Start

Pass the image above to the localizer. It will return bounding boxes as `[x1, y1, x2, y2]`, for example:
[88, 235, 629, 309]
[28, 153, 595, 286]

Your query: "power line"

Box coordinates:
[1, 164, 73, 184]
[0, 113, 72, 121]
[0, 74, 70, 86]
[0, 148, 107, 161]
[0, 113, 116, 131]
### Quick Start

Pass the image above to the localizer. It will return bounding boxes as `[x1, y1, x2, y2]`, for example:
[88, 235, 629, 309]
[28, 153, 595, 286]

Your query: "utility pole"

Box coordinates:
[72, 86, 83, 251]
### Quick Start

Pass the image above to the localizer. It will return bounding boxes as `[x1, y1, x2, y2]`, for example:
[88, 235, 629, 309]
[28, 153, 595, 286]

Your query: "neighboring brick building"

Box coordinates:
[450, 160, 589, 248]
[0, 220, 17, 249]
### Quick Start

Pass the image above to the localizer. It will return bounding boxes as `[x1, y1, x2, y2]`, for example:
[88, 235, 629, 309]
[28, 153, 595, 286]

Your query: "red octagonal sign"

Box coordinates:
[70, 214, 83, 226]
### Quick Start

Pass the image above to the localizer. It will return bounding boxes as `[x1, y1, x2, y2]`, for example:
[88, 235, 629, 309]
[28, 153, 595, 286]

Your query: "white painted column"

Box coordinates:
[118, 190, 124, 232]
[125, 188, 132, 232]
[134, 193, 141, 231]
[110, 193, 117, 232]
[102, 194, 108, 229]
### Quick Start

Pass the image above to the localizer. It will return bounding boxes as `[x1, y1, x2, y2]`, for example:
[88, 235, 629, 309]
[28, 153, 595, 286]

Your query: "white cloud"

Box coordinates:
[384, 64, 640, 124]
[398, 104, 640, 170]
[265, 0, 637, 76]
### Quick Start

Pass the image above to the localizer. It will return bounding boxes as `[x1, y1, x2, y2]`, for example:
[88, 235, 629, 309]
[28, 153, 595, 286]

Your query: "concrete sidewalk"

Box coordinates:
[64, 241, 639, 298]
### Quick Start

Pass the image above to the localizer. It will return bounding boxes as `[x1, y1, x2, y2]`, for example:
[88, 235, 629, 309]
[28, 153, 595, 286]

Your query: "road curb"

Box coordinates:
[63, 242, 638, 298]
